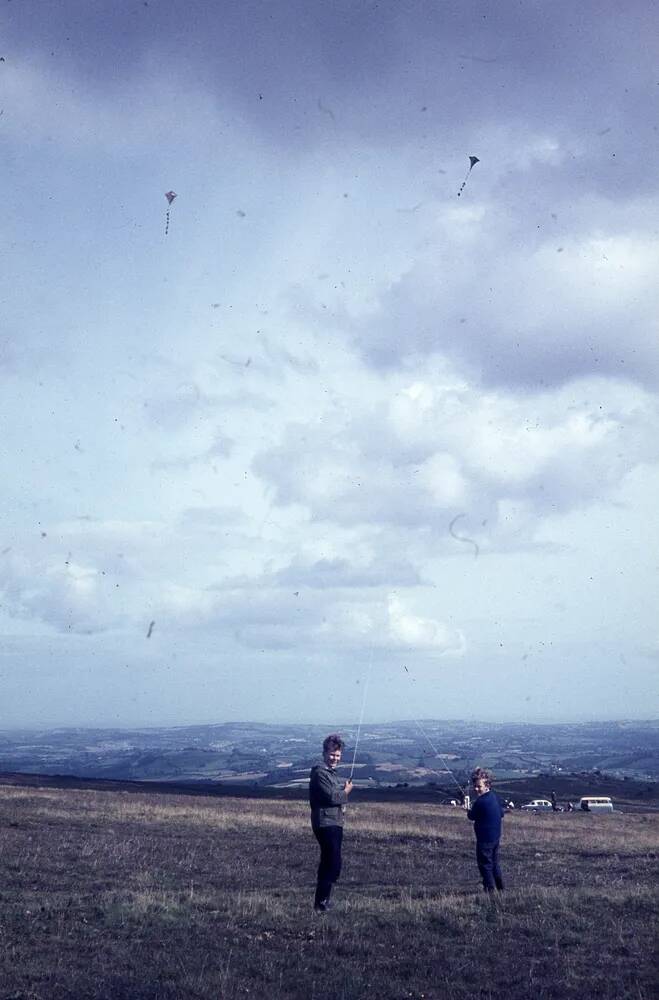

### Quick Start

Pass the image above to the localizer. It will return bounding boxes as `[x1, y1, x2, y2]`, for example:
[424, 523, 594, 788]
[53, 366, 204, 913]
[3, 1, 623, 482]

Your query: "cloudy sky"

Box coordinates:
[1, 0, 657, 728]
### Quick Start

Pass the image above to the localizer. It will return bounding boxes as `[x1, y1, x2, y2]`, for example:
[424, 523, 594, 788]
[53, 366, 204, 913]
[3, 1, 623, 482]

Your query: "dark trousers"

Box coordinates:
[476, 840, 504, 892]
[313, 825, 343, 905]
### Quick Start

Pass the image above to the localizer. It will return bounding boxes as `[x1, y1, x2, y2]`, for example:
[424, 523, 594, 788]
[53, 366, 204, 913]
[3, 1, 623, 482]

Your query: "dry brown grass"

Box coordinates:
[0, 784, 657, 999]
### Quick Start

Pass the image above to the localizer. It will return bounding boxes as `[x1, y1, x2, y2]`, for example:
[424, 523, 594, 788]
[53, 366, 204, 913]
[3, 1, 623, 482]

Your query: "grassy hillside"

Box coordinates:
[0, 783, 657, 999]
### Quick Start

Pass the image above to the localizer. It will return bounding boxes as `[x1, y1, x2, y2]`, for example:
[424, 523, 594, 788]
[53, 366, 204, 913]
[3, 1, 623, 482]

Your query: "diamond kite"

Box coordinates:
[457, 156, 479, 198]
[164, 191, 177, 235]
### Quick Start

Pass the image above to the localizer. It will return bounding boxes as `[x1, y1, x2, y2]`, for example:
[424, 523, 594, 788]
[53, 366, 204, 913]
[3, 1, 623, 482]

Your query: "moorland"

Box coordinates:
[0, 779, 657, 999]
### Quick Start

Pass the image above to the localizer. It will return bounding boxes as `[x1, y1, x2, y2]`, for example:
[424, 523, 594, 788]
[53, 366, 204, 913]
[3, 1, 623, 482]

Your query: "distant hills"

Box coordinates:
[1, 719, 657, 792]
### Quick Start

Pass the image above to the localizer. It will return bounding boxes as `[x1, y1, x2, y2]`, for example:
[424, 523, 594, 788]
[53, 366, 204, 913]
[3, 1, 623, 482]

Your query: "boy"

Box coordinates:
[467, 767, 505, 893]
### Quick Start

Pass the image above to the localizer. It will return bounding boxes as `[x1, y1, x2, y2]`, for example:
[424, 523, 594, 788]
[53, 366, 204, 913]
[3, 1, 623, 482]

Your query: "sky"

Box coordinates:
[1, 0, 658, 728]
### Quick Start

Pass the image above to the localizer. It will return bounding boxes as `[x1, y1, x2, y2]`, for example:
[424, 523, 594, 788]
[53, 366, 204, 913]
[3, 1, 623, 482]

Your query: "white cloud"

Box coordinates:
[349, 206, 659, 388]
[417, 453, 467, 507]
[254, 372, 659, 548]
[1, 550, 120, 635]
[386, 595, 466, 655]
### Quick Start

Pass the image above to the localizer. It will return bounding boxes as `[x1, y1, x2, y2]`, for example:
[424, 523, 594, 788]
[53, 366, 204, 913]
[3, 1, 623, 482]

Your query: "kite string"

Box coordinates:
[349, 645, 374, 781]
[410, 715, 466, 796]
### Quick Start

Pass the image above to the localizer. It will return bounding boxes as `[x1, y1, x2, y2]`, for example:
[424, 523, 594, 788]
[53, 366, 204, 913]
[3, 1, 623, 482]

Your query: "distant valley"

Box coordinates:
[1, 720, 656, 794]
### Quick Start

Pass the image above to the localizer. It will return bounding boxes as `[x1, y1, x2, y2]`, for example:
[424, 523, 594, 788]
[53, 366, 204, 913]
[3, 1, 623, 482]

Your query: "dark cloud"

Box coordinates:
[5, 1, 656, 162]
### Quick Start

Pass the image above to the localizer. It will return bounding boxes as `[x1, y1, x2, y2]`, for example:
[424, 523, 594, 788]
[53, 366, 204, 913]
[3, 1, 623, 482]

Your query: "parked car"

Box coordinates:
[579, 796, 614, 813]
[520, 798, 554, 812]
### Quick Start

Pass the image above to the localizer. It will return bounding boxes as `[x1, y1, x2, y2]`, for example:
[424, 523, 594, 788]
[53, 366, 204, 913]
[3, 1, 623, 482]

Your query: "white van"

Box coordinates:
[579, 796, 614, 813]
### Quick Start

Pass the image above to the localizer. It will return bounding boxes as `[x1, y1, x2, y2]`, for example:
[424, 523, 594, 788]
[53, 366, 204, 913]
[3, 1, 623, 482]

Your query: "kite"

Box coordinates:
[457, 155, 479, 198]
[164, 191, 177, 235]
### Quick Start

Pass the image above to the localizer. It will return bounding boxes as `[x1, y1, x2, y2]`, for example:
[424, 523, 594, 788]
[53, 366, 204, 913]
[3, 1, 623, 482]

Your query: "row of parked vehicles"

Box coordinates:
[520, 796, 614, 813]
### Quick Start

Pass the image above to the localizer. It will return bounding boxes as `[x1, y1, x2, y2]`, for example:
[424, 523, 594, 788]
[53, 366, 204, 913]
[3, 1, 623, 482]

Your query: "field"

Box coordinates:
[0, 783, 657, 999]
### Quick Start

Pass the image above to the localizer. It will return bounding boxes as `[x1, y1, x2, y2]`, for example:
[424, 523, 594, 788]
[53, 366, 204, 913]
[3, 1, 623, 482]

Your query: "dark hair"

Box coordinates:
[322, 733, 344, 754]
[471, 767, 493, 788]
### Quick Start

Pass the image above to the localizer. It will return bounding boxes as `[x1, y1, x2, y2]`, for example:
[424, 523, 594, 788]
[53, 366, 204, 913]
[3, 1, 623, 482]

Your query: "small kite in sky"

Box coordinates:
[164, 191, 177, 235]
[457, 155, 480, 198]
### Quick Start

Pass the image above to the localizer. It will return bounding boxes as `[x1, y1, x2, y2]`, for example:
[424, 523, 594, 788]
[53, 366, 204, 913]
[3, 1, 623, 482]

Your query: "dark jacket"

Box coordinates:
[309, 763, 348, 829]
[467, 790, 504, 842]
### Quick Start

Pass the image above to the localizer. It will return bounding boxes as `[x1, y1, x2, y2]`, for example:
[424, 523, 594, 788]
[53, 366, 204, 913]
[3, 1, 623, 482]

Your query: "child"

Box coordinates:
[467, 767, 505, 893]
